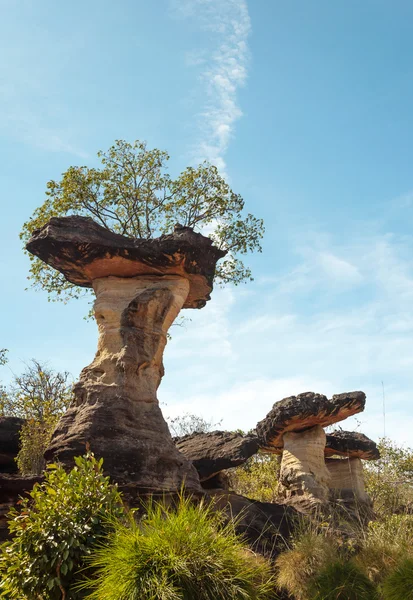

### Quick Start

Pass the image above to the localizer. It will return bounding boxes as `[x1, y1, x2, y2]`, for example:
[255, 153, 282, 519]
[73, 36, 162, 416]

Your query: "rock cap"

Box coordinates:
[26, 216, 227, 309]
[256, 391, 366, 453]
[175, 430, 259, 481]
[325, 430, 380, 460]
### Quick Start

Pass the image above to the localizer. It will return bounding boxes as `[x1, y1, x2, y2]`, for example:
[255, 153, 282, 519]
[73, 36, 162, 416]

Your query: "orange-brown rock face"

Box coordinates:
[326, 457, 370, 503]
[27, 216, 226, 492]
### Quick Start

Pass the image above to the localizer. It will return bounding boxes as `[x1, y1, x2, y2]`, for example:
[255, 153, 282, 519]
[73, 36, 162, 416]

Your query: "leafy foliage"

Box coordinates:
[0, 349, 8, 366]
[229, 453, 281, 502]
[0, 453, 125, 599]
[382, 558, 413, 600]
[80, 494, 276, 600]
[20, 139, 264, 304]
[167, 411, 222, 437]
[0, 360, 72, 474]
[309, 561, 378, 600]
[364, 438, 413, 517]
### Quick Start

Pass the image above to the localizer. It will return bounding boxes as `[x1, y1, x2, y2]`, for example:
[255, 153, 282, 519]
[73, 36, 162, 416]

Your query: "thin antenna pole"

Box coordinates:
[381, 380, 386, 440]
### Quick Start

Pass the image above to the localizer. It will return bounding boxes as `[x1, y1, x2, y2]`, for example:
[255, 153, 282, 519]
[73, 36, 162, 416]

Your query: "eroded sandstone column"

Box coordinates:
[326, 457, 369, 502]
[279, 425, 331, 505]
[26, 216, 226, 492]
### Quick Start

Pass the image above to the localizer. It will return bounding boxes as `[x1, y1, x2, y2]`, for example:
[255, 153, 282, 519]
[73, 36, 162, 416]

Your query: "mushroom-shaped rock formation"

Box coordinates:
[256, 392, 366, 508]
[325, 430, 380, 460]
[256, 392, 366, 453]
[26, 216, 226, 492]
[0, 417, 25, 474]
[174, 431, 259, 484]
[325, 458, 370, 503]
[324, 431, 380, 503]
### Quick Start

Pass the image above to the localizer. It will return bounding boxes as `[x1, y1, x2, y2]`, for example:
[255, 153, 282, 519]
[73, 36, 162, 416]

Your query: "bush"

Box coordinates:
[275, 531, 338, 600]
[0, 453, 125, 599]
[80, 494, 276, 600]
[309, 561, 378, 600]
[229, 454, 280, 502]
[382, 558, 413, 600]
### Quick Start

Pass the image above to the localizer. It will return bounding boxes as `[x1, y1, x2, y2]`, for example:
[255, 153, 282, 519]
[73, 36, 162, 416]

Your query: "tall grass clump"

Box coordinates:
[309, 561, 378, 600]
[355, 514, 413, 584]
[275, 530, 338, 600]
[80, 494, 276, 600]
[381, 558, 413, 600]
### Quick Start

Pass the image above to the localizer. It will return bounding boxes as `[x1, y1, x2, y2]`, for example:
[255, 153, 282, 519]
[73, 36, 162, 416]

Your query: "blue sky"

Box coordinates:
[2, 0, 413, 444]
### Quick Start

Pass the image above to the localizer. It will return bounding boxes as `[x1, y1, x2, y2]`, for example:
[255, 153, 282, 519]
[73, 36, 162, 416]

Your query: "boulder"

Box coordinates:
[175, 431, 259, 481]
[26, 216, 226, 492]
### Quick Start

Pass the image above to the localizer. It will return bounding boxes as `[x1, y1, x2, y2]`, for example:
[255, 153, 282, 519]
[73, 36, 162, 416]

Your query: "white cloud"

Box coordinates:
[171, 0, 251, 173]
[162, 225, 413, 446]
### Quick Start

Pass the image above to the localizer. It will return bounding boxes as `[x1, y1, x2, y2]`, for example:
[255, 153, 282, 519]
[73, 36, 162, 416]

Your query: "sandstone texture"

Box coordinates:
[0, 417, 25, 474]
[26, 216, 226, 492]
[26, 216, 226, 309]
[175, 431, 259, 481]
[326, 457, 370, 503]
[256, 391, 366, 453]
[278, 425, 331, 508]
[325, 430, 380, 460]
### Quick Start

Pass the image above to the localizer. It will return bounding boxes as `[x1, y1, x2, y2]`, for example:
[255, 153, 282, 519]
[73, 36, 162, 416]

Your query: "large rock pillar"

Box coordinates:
[26, 216, 226, 492]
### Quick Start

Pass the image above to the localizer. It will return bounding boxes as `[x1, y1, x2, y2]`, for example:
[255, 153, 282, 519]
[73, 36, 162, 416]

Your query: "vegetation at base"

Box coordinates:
[364, 438, 413, 517]
[229, 453, 281, 502]
[0, 359, 72, 475]
[20, 139, 264, 305]
[0, 452, 124, 599]
[79, 494, 276, 600]
[275, 527, 339, 600]
[381, 558, 413, 600]
[309, 561, 378, 600]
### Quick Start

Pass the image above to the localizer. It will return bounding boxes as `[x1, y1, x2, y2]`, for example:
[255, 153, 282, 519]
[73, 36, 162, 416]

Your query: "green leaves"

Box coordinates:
[0, 452, 125, 600]
[21, 139, 265, 304]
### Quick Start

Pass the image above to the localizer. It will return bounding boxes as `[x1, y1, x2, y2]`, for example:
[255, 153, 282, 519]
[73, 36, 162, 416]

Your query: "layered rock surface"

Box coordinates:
[325, 431, 380, 460]
[27, 216, 226, 491]
[175, 431, 259, 482]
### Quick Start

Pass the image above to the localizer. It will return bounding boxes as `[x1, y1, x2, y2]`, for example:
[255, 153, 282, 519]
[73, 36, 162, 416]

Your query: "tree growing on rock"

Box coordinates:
[2, 360, 72, 475]
[20, 139, 264, 304]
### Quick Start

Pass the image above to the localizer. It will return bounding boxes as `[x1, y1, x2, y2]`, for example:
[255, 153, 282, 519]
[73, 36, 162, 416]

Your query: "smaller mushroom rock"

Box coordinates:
[278, 425, 331, 508]
[0, 417, 25, 474]
[325, 431, 380, 460]
[174, 431, 259, 482]
[325, 457, 370, 503]
[256, 391, 366, 453]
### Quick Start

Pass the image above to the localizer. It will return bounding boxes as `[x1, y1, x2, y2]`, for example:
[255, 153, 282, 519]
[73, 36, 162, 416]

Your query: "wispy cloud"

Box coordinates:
[171, 0, 251, 173]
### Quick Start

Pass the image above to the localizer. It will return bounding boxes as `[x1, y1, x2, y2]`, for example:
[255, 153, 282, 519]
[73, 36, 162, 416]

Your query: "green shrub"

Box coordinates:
[275, 531, 338, 600]
[80, 494, 276, 600]
[229, 454, 280, 502]
[0, 453, 125, 599]
[382, 558, 413, 600]
[309, 561, 378, 600]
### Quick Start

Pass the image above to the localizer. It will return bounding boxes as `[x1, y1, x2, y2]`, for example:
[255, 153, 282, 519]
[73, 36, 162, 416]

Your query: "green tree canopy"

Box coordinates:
[21, 140, 264, 304]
